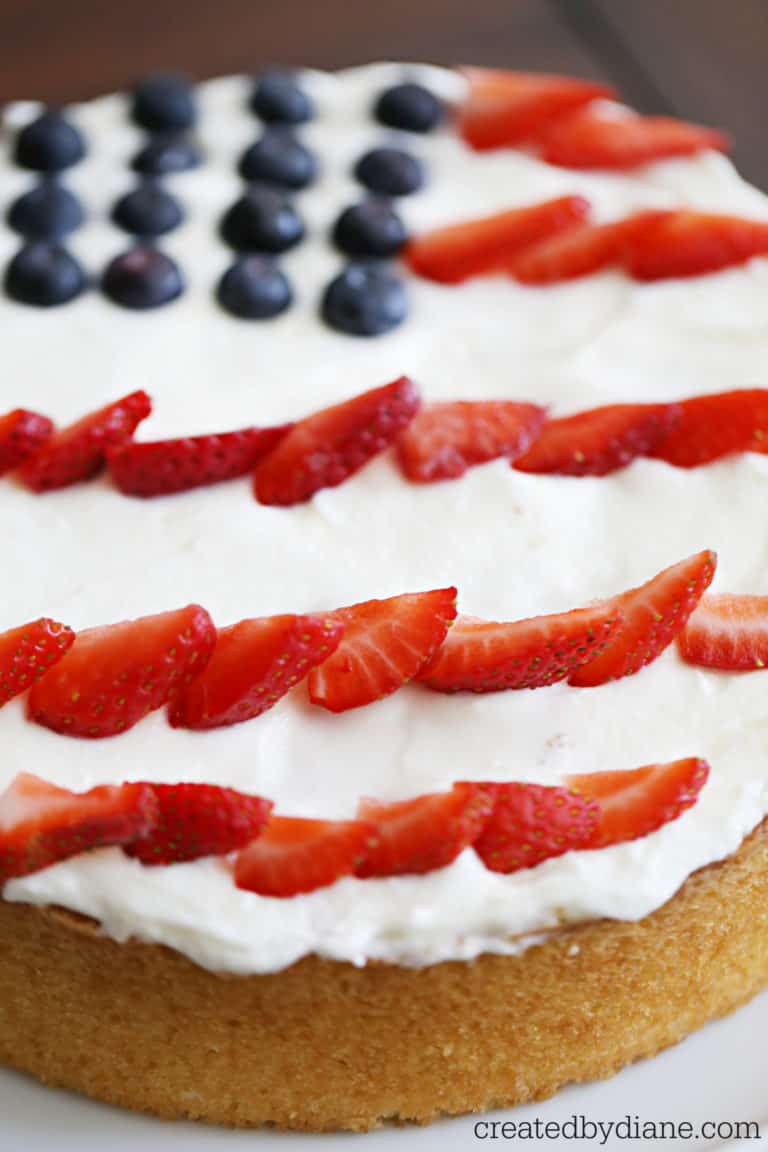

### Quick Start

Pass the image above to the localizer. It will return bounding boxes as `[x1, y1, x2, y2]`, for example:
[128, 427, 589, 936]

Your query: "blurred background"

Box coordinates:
[2, 0, 765, 183]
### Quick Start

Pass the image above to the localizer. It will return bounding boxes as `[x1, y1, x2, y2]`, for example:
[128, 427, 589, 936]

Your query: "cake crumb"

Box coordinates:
[545, 733, 567, 750]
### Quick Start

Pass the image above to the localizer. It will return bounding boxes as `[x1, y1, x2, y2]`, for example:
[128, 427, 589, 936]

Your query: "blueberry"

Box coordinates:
[250, 69, 313, 124]
[132, 134, 202, 176]
[4, 242, 87, 307]
[102, 246, 184, 309]
[354, 147, 424, 197]
[332, 199, 408, 259]
[374, 83, 442, 133]
[321, 263, 407, 337]
[239, 128, 317, 189]
[7, 181, 85, 240]
[131, 72, 197, 132]
[220, 185, 304, 254]
[112, 182, 184, 237]
[216, 255, 292, 320]
[14, 111, 86, 173]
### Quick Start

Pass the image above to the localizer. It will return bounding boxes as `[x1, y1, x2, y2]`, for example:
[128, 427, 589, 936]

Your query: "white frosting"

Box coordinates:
[4, 64, 768, 974]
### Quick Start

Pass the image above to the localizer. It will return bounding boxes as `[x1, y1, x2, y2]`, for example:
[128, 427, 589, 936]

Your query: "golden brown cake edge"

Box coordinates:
[1, 819, 767, 1132]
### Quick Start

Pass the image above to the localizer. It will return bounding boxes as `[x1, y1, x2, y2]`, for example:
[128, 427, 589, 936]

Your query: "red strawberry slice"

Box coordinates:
[27, 604, 216, 738]
[234, 815, 378, 897]
[254, 376, 420, 506]
[0, 409, 54, 474]
[511, 210, 672, 284]
[107, 424, 292, 498]
[626, 211, 768, 280]
[125, 783, 273, 865]
[678, 594, 768, 670]
[473, 781, 599, 873]
[540, 111, 729, 170]
[356, 782, 495, 877]
[308, 587, 457, 712]
[513, 402, 682, 476]
[404, 196, 591, 285]
[647, 390, 768, 467]
[458, 68, 614, 151]
[0, 772, 157, 882]
[419, 602, 622, 693]
[568, 550, 716, 687]
[397, 400, 546, 482]
[169, 613, 344, 730]
[19, 390, 152, 492]
[0, 617, 75, 707]
[567, 758, 710, 848]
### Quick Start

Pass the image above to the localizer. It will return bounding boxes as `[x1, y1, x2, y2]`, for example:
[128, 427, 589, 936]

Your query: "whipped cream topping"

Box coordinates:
[4, 64, 768, 974]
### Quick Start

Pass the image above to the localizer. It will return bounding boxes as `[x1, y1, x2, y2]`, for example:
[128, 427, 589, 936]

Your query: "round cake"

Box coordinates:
[2, 62, 768, 1132]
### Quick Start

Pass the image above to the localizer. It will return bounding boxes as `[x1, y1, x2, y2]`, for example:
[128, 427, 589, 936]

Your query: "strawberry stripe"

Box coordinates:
[454, 69, 727, 169]
[0, 759, 709, 891]
[3, 385, 768, 508]
[12, 553, 768, 746]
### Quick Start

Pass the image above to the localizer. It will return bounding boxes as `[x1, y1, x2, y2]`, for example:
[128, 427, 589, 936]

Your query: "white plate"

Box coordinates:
[1, 988, 766, 1151]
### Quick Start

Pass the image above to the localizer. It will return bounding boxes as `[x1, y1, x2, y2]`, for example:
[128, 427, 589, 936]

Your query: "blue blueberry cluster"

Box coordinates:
[323, 80, 440, 337]
[3, 73, 444, 334]
[216, 70, 317, 321]
[5, 109, 89, 305]
[103, 72, 195, 309]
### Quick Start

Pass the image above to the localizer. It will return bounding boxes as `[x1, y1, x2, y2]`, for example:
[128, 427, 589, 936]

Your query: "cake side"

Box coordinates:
[2, 817, 767, 1131]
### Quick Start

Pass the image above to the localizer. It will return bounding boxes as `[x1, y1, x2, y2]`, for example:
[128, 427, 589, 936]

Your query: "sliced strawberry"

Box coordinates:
[19, 390, 152, 492]
[473, 781, 599, 873]
[540, 110, 729, 170]
[169, 613, 344, 730]
[107, 424, 292, 498]
[254, 377, 420, 506]
[648, 390, 768, 467]
[513, 402, 681, 476]
[356, 782, 495, 877]
[308, 587, 457, 712]
[0, 617, 75, 707]
[234, 815, 378, 897]
[626, 211, 768, 280]
[419, 603, 621, 692]
[27, 604, 215, 738]
[0, 772, 157, 882]
[397, 400, 546, 482]
[511, 210, 672, 284]
[568, 550, 716, 688]
[567, 758, 709, 848]
[404, 196, 590, 285]
[0, 409, 54, 475]
[125, 783, 273, 865]
[678, 594, 768, 671]
[458, 68, 614, 151]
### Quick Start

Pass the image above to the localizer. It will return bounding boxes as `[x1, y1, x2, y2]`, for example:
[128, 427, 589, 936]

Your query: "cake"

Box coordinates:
[2, 62, 768, 1132]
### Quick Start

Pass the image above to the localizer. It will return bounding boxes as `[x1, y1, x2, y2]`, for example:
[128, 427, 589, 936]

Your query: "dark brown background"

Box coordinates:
[2, 0, 766, 184]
